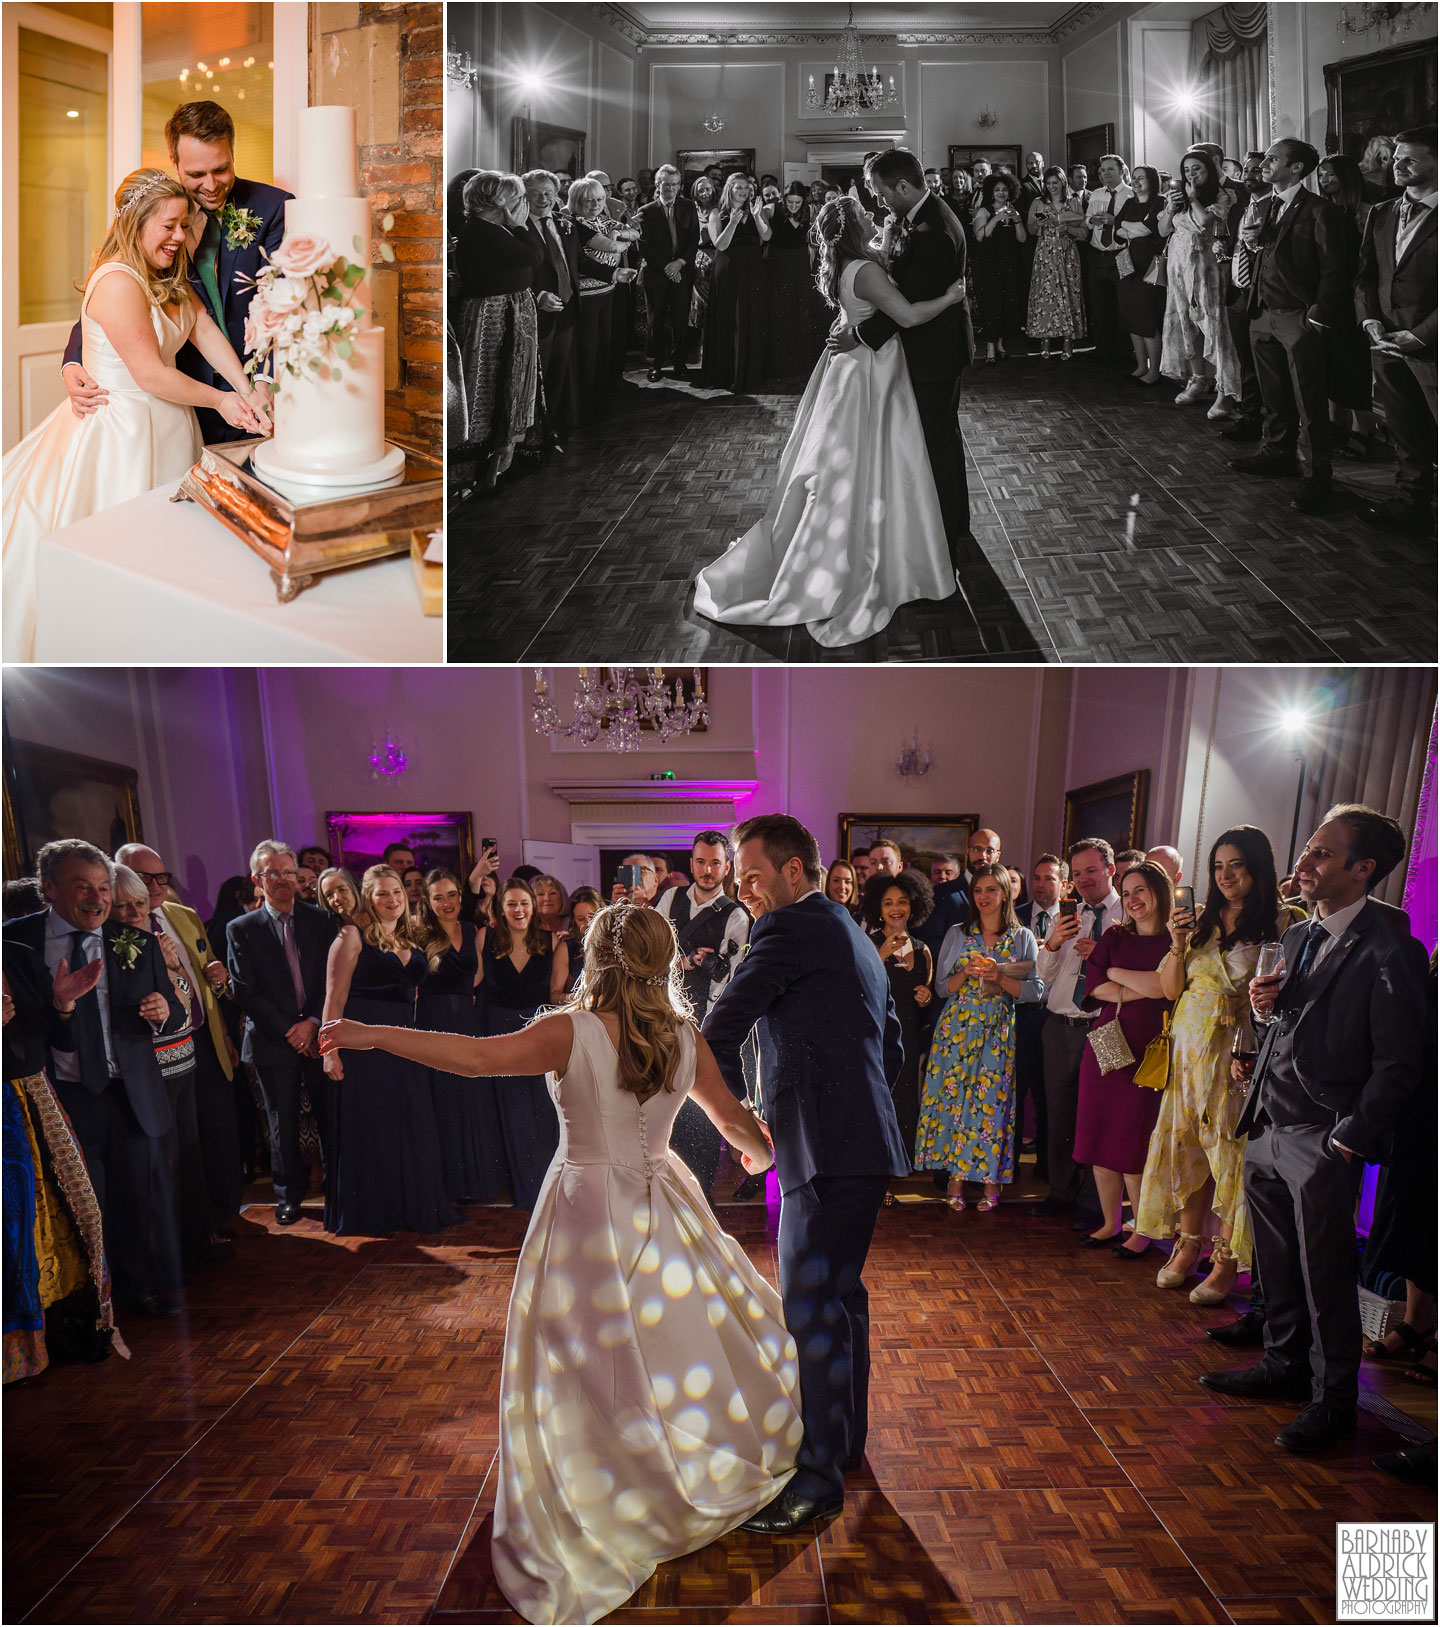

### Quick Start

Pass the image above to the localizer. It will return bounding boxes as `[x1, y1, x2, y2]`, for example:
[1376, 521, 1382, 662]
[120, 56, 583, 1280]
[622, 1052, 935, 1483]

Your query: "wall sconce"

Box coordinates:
[975, 105, 998, 130]
[896, 731, 931, 779]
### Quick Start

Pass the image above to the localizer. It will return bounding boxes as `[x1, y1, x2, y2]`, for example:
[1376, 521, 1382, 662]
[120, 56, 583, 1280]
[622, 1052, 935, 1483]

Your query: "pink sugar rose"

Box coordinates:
[253, 301, 292, 341]
[273, 232, 333, 279]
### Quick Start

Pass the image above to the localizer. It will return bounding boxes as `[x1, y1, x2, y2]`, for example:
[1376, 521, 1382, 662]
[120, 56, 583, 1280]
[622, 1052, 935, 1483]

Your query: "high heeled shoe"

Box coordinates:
[1156, 1230, 1203, 1289]
[1190, 1238, 1240, 1304]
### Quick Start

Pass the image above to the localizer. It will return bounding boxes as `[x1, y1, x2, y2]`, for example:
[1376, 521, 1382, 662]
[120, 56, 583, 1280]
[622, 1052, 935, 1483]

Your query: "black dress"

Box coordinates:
[872, 932, 932, 1156]
[973, 215, 1026, 343]
[1115, 195, 1167, 338]
[701, 212, 770, 392]
[480, 932, 560, 1210]
[418, 922, 506, 1204]
[765, 209, 825, 379]
[325, 941, 461, 1236]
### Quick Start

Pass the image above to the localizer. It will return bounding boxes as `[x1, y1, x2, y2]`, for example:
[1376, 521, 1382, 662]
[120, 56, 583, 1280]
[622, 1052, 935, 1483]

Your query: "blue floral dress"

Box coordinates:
[914, 925, 1041, 1184]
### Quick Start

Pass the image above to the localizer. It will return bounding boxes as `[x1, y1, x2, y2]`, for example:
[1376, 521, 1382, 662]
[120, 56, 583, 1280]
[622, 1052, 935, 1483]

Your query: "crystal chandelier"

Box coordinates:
[807, 5, 896, 117]
[895, 730, 931, 779]
[702, 110, 726, 135]
[533, 667, 709, 753]
[446, 44, 477, 88]
[368, 732, 408, 778]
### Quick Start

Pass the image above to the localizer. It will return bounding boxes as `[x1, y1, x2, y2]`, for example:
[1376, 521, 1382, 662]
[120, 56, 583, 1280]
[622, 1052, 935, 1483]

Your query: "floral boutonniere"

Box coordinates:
[111, 927, 146, 972]
[221, 202, 264, 251]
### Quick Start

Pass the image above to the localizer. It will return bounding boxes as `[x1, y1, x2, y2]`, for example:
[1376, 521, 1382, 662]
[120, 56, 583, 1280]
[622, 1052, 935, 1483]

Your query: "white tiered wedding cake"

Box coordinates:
[250, 105, 406, 498]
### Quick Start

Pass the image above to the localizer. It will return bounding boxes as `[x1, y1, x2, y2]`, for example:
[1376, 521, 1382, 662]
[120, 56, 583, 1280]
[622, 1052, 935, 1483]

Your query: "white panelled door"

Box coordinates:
[522, 840, 601, 894]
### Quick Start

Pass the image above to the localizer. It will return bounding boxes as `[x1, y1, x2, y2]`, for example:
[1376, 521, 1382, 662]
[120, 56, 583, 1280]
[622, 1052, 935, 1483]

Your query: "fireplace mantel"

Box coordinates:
[548, 779, 759, 846]
[797, 129, 910, 166]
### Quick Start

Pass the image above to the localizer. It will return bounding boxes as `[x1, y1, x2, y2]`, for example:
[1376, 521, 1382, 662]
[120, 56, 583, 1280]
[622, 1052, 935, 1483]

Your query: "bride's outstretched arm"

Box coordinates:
[688, 1030, 774, 1172]
[187, 291, 269, 419]
[319, 1010, 575, 1078]
[852, 258, 965, 329]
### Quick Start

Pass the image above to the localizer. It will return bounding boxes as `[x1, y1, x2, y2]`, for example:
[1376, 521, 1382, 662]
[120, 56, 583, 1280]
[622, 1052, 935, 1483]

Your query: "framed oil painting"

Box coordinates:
[325, 811, 475, 883]
[1324, 39, 1437, 162]
[512, 118, 586, 181]
[1061, 770, 1150, 858]
[1066, 123, 1115, 180]
[677, 148, 756, 194]
[3, 738, 143, 880]
[948, 144, 1021, 178]
[838, 813, 980, 872]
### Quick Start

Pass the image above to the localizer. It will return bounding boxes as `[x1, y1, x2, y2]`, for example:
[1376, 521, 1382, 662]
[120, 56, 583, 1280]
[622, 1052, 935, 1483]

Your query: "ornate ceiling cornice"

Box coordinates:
[583, 2, 1120, 49]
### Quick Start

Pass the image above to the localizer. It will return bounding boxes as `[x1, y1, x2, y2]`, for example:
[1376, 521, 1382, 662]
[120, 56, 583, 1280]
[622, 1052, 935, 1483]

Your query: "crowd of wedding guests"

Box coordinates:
[449, 124, 1434, 532]
[4, 807, 1432, 1469]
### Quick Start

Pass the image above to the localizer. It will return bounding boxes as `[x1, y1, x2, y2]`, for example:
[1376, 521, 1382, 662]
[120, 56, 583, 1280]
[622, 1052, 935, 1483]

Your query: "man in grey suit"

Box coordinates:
[1202, 804, 1428, 1453]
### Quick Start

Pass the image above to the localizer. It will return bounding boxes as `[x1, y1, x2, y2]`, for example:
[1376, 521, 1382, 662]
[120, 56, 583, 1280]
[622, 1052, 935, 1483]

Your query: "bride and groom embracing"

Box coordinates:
[695, 146, 975, 649]
[319, 813, 910, 1626]
[2, 99, 279, 660]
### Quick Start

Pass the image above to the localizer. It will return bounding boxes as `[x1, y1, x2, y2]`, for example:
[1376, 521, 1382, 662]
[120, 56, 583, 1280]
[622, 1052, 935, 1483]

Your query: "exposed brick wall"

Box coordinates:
[356, 2, 442, 460]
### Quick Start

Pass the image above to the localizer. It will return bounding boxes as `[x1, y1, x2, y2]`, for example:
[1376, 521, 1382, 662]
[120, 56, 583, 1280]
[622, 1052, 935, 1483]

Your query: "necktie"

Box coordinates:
[545, 218, 572, 303]
[1291, 918, 1331, 985]
[1036, 909, 1050, 941]
[1400, 198, 1415, 231]
[1087, 905, 1106, 939]
[67, 929, 111, 1084]
[195, 210, 226, 322]
[665, 202, 677, 255]
[279, 913, 306, 1010]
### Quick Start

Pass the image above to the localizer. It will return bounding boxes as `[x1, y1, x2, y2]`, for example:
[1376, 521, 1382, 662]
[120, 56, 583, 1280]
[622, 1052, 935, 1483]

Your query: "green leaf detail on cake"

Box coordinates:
[353, 235, 364, 255]
[342, 262, 366, 289]
[330, 367, 342, 381]
[335, 339, 354, 360]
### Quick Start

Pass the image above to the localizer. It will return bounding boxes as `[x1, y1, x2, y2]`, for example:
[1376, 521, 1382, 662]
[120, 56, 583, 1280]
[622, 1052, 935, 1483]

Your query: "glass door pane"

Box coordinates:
[17, 27, 108, 325]
[141, 3, 273, 183]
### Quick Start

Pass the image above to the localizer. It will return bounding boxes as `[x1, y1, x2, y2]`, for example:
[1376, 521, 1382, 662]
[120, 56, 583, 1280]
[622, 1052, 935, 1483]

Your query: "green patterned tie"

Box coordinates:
[194, 210, 225, 323]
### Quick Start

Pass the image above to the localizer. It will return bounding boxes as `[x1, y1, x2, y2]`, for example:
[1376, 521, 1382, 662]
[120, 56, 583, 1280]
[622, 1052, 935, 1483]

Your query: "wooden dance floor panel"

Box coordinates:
[447, 357, 1436, 665]
[5, 1200, 1432, 1625]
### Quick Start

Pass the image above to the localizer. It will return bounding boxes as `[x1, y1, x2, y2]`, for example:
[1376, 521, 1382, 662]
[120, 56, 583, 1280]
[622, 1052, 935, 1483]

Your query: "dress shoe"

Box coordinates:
[275, 1202, 303, 1225]
[1231, 451, 1300, 477]
[1291, 474, 1336, 515]
[739, 1487, 844, 1534]
[1221, 417, 1263, 442]
[1112, 1240, 1151, 1260]
[1207, 1309, 1265, 1347]
[133, 1293, 181, 1318]
[1198, 1363, 1310, 1404]
[1030, 1197, 1073, 1217]
[646, 366, 663, 382]
[1276, 1402, 1356, 1453]
[1363, 497, 1432, 535]
[1078, 1232, 1121, 1249]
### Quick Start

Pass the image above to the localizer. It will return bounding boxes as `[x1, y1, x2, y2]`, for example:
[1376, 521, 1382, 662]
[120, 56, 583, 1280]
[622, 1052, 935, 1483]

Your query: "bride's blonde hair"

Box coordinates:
[77, 168, 193, 307]
[557, 903, 693, 1100]
[812, 195, 884, 310]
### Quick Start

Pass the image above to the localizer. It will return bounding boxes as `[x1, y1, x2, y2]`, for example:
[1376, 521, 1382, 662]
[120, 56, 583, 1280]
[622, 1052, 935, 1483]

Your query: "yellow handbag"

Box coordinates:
[1134, 1008, 1172, 1092]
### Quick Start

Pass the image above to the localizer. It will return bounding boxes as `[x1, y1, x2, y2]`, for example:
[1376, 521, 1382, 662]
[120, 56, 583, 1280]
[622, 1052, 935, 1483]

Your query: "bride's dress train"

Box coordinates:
[694, 256, 955, 648]
[493, 1012, 800, 1625]
[2, 261, 203, 661]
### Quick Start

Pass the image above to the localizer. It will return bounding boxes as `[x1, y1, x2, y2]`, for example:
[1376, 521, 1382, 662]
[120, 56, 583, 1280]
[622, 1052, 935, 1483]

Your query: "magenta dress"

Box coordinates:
[1073, 927, 1172, 1173]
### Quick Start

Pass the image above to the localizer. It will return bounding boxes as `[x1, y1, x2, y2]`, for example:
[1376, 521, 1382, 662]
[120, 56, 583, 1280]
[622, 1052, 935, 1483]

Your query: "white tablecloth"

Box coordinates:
[32, 480, 441, 663]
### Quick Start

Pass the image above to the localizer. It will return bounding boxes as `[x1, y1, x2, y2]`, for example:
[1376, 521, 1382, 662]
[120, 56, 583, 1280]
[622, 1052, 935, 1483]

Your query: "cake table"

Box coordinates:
[30, 479, 440, 663]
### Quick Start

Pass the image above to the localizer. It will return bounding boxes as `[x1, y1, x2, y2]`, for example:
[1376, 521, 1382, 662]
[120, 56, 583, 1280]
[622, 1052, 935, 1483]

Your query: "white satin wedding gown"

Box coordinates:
[492, 1012, 801, 1625]
[2, 261, 203, 661]
[694, 256, 956, 648]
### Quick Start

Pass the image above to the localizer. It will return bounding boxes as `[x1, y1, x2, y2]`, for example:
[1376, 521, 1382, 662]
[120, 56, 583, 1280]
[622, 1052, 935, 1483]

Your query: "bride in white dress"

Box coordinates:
[2, 167, 270, 661]
[320, 903, 801, 1626]
[694, 194, 964, 648]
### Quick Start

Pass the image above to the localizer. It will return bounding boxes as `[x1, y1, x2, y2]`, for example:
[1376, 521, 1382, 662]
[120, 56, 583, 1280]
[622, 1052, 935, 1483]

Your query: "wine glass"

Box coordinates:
[1253, 942, 1285, 1025]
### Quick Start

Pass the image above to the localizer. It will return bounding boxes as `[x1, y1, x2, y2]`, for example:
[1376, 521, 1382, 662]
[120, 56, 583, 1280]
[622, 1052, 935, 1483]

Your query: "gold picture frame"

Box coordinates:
[3, 738, 143, 880]
[1062, 770, 1150, 857]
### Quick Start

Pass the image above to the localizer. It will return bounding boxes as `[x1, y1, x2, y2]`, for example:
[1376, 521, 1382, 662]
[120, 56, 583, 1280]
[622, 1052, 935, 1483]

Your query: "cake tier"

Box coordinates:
[283, 196, 372, 315]
[259, 324, 390, 475]
[296, 105, 359, 200]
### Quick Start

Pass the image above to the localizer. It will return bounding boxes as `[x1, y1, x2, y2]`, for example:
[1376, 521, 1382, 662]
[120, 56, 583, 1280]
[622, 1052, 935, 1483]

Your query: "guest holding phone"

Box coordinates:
[701, 173, 772, 393]
[972, 174, 1028, 364]
[915, 864, 1041, 1213]
[1159, 149, 1243, 411]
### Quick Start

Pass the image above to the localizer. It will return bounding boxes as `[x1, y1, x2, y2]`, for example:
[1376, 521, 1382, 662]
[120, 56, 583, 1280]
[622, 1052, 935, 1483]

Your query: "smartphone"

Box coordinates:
[481, 836, 497, 856]
[617, 865, 644, 891]
[1175, 885, 1196, 916]
[1059, 899, 1080, 923]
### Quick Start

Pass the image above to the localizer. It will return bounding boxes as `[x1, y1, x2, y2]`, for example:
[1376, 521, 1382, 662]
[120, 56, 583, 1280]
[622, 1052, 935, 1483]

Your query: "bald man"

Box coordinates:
[964, 829, 1001, 888]
[1146, 845, 1184, 884]
[116, 844, 244, 1245]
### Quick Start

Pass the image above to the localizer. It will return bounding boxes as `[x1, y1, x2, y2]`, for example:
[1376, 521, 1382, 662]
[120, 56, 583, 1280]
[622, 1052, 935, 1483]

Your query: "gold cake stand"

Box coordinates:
[172, 438, 443, 603]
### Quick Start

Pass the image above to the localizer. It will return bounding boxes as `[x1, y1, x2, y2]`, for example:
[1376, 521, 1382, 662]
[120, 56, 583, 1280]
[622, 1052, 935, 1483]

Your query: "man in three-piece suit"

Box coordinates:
[4, 840, 187, 1315]
[831, 147, 975, 557]
[61, 99, 291, 446]
[1355, 126, 1437, 535]
[637, 165, 701, 383]
[704, 815, 908, 1534]
[522, 169, 583, 437]
[1230, 139, 1353, 515]
[226, 840, 336, 1224]
[1201, 804, 1428, 1454]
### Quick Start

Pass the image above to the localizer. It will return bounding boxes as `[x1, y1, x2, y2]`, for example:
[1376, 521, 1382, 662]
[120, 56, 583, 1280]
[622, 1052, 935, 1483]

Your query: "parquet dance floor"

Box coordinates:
[447, 355, 1436, 665]
[7, 1183, 1433, 1625]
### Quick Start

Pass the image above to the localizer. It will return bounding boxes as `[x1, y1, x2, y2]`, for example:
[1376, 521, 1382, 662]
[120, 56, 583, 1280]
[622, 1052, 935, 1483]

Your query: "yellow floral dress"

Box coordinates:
[1135, 934, 1259, 1264]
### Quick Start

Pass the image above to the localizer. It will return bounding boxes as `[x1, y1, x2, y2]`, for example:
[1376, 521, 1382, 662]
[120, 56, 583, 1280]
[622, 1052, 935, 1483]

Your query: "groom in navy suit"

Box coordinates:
[703, 814, 908, 1533]
[62, 99, 291, 445]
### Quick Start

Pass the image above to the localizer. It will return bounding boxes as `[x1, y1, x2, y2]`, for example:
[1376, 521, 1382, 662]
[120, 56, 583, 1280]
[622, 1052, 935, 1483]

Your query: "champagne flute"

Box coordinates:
[1253, 941, 1285, 1026]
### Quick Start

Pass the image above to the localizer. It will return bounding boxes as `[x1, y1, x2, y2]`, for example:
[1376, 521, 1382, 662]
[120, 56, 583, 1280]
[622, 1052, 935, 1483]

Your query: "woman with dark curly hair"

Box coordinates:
[863, 869, 935, 1181]
[972, 171, 1029, 363]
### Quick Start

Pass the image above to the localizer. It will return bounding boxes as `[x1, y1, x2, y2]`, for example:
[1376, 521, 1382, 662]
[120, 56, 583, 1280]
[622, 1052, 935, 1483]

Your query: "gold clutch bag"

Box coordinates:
[1134, 1008, 1172, 1092]
[1087, 985, 1135, 1075]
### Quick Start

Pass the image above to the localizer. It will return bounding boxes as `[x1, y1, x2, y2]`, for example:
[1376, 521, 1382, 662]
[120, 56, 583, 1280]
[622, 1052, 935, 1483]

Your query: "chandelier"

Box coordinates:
[702, 110, 726, 134]
[807, 5, 896, 116]
[446, 44, 477, 88]
[533, 667, 709, 753]
[1336, 2, 1417, 34]
[895, 730, 931, 779]
[368, 732, 408, 778]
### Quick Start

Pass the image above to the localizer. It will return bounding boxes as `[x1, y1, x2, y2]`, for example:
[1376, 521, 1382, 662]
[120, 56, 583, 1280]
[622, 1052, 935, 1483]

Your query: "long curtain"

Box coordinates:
[1305, 668, 1438, 908]
[1189, 3, 1269, 158]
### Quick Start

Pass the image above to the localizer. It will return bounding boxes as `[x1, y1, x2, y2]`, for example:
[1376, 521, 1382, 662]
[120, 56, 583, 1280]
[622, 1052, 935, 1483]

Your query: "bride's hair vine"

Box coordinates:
[119, 169, 174, 217]
[594, 904, 670, 986]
